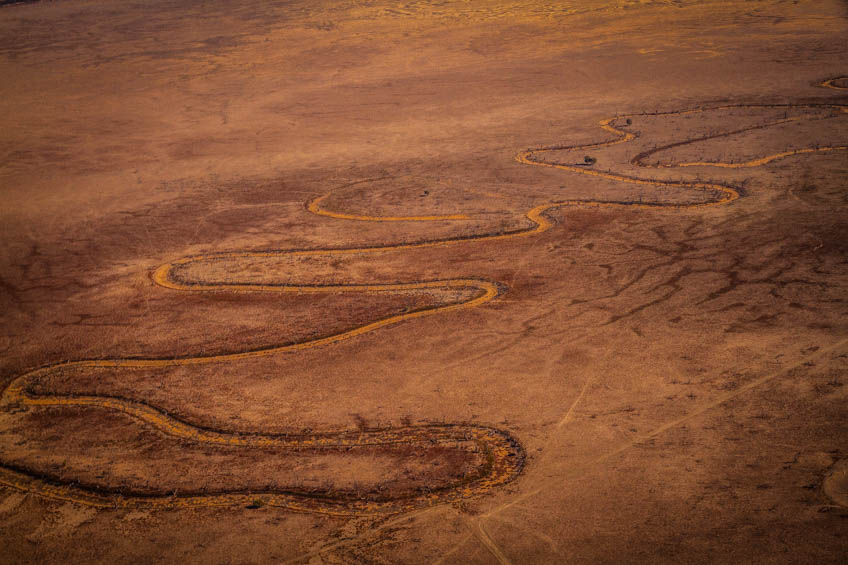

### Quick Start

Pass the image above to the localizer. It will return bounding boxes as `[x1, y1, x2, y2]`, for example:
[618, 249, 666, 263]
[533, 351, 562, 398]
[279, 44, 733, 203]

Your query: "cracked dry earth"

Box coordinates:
[1, 0, 847, 563]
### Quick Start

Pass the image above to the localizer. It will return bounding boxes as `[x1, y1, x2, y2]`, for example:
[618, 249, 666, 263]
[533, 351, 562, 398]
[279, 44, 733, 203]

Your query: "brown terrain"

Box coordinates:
[1, 0, 847, 563]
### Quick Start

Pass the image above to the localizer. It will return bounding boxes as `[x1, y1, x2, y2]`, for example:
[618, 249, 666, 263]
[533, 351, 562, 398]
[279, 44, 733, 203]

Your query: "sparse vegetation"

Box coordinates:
[1, 1, 846, 563]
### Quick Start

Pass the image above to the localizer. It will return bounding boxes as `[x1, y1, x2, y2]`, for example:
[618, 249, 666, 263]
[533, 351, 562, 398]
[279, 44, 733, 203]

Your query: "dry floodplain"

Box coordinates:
[1, 0, 847, 563]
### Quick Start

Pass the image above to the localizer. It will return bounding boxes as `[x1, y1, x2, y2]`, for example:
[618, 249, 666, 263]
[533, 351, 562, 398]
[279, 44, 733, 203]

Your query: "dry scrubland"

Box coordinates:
[1, 0, 847, 563]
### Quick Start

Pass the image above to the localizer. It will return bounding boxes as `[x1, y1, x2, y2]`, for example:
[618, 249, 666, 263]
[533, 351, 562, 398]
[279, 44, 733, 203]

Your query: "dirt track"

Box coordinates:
[1, 1, 847, 563]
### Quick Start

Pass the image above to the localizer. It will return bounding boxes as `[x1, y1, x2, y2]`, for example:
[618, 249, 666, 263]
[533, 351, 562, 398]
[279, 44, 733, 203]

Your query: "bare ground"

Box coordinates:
[1, 0, 847, 563]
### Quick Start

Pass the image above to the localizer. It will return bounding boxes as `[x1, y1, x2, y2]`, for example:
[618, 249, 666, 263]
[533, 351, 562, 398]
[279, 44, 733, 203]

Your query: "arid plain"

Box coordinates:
[1, 0, 847, 563]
